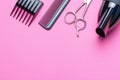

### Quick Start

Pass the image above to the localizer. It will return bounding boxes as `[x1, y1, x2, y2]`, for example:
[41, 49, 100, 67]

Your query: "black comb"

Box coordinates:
[10, 0, 43, 26]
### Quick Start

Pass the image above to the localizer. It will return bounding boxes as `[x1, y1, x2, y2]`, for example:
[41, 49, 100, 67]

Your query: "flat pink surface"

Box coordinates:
[0, 0, 120, 80]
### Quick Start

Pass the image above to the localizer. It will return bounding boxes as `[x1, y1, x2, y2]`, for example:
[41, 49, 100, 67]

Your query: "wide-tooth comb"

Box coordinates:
[10, 0, 43, 26]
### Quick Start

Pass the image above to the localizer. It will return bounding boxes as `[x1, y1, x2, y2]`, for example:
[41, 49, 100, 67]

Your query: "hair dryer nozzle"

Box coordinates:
[96, 0, 120, 37]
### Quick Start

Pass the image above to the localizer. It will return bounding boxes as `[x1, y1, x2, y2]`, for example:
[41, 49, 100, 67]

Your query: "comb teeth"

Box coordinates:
[10, 0, 43, 26]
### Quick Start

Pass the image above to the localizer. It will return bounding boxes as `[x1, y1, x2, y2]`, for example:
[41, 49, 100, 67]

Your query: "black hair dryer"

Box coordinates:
[96, 0, 120, 37]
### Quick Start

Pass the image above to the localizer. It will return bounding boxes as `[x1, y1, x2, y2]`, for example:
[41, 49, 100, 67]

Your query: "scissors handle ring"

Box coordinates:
[64, 12, 76, 25]
[75, 19, 87, 31]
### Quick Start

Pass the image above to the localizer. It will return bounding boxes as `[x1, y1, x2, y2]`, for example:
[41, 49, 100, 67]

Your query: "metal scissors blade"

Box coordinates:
[80, 0, 92, 19]
[84, 0, 92, 6]
[75, 0, 92, 14]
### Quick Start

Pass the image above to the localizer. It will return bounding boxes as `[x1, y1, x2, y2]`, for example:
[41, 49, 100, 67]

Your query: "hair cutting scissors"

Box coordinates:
[64, 0, 92, 37]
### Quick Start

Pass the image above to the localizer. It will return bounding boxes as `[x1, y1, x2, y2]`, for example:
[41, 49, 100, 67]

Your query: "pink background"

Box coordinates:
[0, 0, 120, 80]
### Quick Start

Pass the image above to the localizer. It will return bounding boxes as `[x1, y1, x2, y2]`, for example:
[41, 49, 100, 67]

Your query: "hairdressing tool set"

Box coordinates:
[10, 0, 120, 38]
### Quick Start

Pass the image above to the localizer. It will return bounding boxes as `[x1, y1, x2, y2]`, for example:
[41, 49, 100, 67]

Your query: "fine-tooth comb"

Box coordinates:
[10, 0, 43, 26]
[39, 0, 70, 30]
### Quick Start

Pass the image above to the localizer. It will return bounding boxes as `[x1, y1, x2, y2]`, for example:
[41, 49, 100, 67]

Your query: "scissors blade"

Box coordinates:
[81, 0, 92, 19]
[84, 0, 92, 6]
